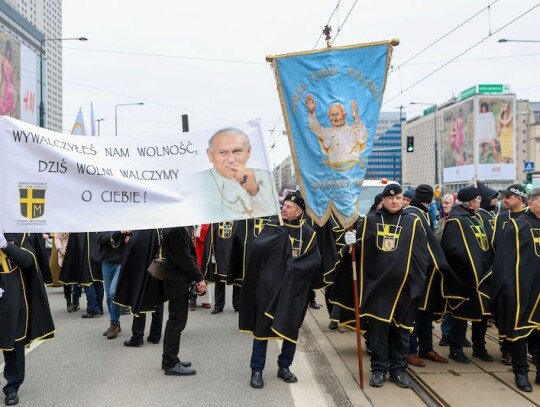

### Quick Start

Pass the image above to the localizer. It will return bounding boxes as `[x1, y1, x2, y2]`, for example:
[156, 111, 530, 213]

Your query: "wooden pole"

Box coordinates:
[350, 226, 364, 389]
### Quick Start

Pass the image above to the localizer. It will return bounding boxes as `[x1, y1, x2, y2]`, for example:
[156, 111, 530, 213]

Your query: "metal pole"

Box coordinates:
[96, 118, 104, 136]
[434, 108, 439, 185]
[39, 39, 45, 127]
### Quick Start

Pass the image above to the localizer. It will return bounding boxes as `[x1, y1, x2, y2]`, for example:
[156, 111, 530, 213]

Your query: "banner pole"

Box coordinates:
[350, 226, 364, 389]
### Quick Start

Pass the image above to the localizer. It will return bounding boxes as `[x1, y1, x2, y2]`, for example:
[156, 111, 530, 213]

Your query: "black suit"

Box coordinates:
[161, 227, 203, 369]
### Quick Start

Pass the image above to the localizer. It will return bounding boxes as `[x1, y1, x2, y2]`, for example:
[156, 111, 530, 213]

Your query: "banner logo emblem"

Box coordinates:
[218, 222, 234, 239]
[19, 188, 46, 219]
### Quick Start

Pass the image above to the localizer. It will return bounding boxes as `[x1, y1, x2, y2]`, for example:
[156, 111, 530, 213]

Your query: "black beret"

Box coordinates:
[457, 186, 480, 203]
[414, 184, 434, 204]
[382, 184, 403, 197]
[283, 191, 306, 212]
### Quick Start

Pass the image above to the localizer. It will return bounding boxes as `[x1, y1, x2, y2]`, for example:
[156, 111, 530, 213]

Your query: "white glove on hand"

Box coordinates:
[0, 231, 7, 249]
[344, 231, 357, 245]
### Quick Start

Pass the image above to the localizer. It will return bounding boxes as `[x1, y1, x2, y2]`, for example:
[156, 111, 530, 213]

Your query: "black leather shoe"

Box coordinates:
[5, 393, 18, 406]
[162, 360, 192, 370]
[211, 308, 223, 314]
[250, 371, 264, 389]
[309, 300, 321, 310]
[449, 351, 471, 364]
[81, 311, 100, 319]
[164, 363, 196, 376]
[369, 371, 385, 388]
[389, 371, 411, 388]
[147, 336, 160, 344]
[473, 349, 494, 362]
[124, 339, 143, 347]
[277, 367, 298, 383]
[328, 321, 338, 330]
[516, 373, 532, 392]
[439, 334, 450, 347]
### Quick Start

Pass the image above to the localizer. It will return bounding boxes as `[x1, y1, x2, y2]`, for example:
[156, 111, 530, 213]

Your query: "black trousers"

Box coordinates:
[131, 302, 164, 342]
[250, 339, 296, 372]
[368, 319, 409, 373]
[162, 279, 190, 369]
[2, 341, 25, 396]
[214, 280, 241, 310]
[449, 317, 488, 353]
[409, 310, 434, 354]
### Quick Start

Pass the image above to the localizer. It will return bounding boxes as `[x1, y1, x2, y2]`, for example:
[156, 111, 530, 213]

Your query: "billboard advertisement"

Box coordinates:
[476, 95, 516, 180]
[0, 28, 38, 125]
[442, 99, 475, 183]
[442, 95, 516, 183]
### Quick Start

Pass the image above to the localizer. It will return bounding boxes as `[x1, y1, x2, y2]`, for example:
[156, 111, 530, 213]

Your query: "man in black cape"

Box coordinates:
[403, 184, 457, 367]
[476, 181, 499, 243]
[492, 184, 529, 248]
[491, 188, 540, 392]
[114, 229, 165, 346]
[239, 191, 321, 389]
[442, 186, 494, 364]
[59, 232, 104, 318]
[201, 221, 242, 313]
[1, 232, 55, 406]
[344, 184, 429, 389]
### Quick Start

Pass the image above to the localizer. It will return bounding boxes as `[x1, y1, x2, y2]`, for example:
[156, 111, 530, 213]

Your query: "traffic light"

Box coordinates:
[406, 136, 414, 153]
[526, 173, 533, 191]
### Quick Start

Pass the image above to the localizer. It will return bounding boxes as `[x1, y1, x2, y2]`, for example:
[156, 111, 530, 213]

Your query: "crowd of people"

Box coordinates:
[1, 182, 540, 404]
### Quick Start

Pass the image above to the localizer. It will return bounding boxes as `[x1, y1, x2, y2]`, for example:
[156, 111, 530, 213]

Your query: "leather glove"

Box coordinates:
[0, 231, 7, 249]
[344, 230, 357, 245]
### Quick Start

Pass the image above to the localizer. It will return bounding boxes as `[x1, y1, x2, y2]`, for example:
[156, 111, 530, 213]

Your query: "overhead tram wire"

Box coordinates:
[383, 2, 540, 106]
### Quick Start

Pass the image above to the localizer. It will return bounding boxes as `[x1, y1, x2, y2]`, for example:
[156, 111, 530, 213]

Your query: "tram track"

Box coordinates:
[403, 325, 540, 407]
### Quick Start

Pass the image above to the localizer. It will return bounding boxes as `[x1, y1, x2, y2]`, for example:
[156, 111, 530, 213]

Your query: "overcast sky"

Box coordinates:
[61, 0, 540, 165]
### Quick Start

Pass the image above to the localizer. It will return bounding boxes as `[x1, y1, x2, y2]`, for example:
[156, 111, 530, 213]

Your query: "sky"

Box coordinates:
[61, 0, 540, 166]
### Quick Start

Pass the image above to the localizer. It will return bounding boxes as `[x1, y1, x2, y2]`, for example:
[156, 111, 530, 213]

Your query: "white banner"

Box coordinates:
[0, 117, 280, 232]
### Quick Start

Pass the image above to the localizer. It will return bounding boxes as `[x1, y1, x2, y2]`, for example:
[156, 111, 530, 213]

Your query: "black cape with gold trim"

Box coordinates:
[114, 229, 164, 315]
[28, 233, 53, 285]
[476, 208, 496, 245]
[202, 221, 244, 285]
[0, 233, 55, 350]
[59, 232, 102, 285]
[239, 219, 322, 343]
[492, 207, 528, 250]
[403, 201, 460, 316]
[442, 205, 493, 321]
[491, 211, 540, 341]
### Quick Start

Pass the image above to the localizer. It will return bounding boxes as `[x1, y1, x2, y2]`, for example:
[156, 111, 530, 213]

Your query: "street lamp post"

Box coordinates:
[115, 103, 144, 136]
[39, 36, 87, 128]
[411, 102, 439, 185]
[96, 118, 105, 136]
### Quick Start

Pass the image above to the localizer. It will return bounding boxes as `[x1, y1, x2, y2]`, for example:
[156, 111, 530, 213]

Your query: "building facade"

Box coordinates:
[3, 0, 62, 131]
[365, 112, 403, 183]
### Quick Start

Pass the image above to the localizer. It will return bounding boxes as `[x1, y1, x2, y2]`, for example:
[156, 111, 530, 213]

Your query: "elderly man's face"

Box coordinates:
[328, 105, 346, 127]
[528, 196, 540, 218]
[502, 194, 524, 211]
[281, 200, 303, 221]
[207, 132, 251, 179]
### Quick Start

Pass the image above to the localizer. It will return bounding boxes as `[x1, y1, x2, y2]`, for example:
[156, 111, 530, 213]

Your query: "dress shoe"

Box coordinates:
[389, 371, 411, 388]
[124, 339, 143, 347]
[277, 367, 298, 383]
[309, 300, 321, 310]
[164, 362, 196, 376]
[501, 350, 512, 366]
[147, 336, 160, 344]
[419, 350, 448, 364]
[449, 351, 470, 364]
[211, 308, 223, 314]
[439, 334, 450, 347]
[161, 360, 192, 370]
[250, 371, 264, 389]
[369, 371, 385, 387]
[515, 373, 533, 392]
[406, 353, 425, 367]
[67, 303, 79, 313]
[5, 393, 18, 406]
[472, 349, 494, 362]
[81, 311, 100, 319]
[106, 324, 121, 339]
[328, 321, 338, 330]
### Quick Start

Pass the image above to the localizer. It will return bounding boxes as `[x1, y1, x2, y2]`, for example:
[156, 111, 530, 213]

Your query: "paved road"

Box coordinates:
[2, 286, 354, 407]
